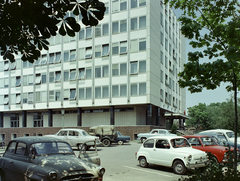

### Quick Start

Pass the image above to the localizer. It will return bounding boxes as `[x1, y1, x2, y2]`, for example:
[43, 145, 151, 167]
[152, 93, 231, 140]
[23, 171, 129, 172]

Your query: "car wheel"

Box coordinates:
[118, 140, 124, 145]
[139, 157, 148, 168]
[0, 169, 6, 181]
[211, 156, 219, 164]
[173, 160, 186, 175]
[102, 139, 111, 147]
[141, 138, 146, 143]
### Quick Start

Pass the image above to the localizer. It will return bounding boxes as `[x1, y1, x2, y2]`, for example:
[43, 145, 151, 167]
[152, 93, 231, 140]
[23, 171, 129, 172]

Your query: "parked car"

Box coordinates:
[136, 136, 208, 175]
[195, 131, 240, 156]
[114, 131, 130, 145]
[137, 129, 177, 143]
[199, 129, 240, 144]
[183, 135, 238, 163]
[0, 136, 105, 181]
[45, 128, 100, 150]
[88, 125, 118, 147]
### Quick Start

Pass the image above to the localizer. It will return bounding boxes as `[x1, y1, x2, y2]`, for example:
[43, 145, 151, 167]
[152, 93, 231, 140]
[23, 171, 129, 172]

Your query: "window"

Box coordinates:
[10, 61, 16, 70]
[36, 92, 41, 102]
[160, 51, 163, 63]
[103, 86, 109, 98]
[35, 74, 41, 84]
[120, 63, 127, 75]
[70, 49, 76, 61]
[11, 114, 19, 127]
[79, 88, 84, 99]
[4, 61, 9, 71]
[120, 85, 127, 97]
[131, 0, 137, 8]
[15, 76, 21, 87]
[49, 53, 55, 64]
[120, 41, 127, 54]
[112, 21, 119, 34]
[42, 74, 46, 84]
[86, 88, 92, 99]
[139, 0, 146, 6]
[130, 39, 138, 52]
[112, 0, 119, 13]
[79, 29, 84, 39]
[95, 67, 101, 78]
[95, 25, 101, 37]
[64, 71, 69, 81]
[102, 65, 109, 77]
[63, 90, 69, 100]
[139, 16, 146, 29]
[139, 38, 146, 51]
[112, 42, 119, 55]
[112, 64, 119, 76]
[33, 113, 43, 127]
[70, 69, 76, 80]
[131, 18, 137, 30]
[55, 71, 61, 82]
[160, 70, 163, 82]
[120, 0, 127, 11]
[85, 47, 92, 59]
[161, 32, 164, 45]
[70, 89, 76, 100]
[78, 68, 85, 79]
[130, 62, 138, 74]
[28, 92, 33, 103]
[102, 44, 109, 56]
[4, 95, 9, 105]
[131, 84, 137, 96]
[79, 48, 85, 60]
[23, 93, 27, 103]
[49, 72, 54, 83]
[86, 68, 92, 79]
[143, 139, 154, 148]
[102, 23, 109, 36]
[4, 78, 9, 88]
[95, 45, 101, 58]
[95, 87, 101, 98]
[139, 83, 146, 95]
[86, 27, 92, 39]
[139, 60, 146, 73]
[155, 139, 170, 149]
[120, 19, 127, 32]
[55, 52, 61, 63]
[42, 91, 47, 102]
[41, 55, 47, 65]
[112, 85, 119, 97]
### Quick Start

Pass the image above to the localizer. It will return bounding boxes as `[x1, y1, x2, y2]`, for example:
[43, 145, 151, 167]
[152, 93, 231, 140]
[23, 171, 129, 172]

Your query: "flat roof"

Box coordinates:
[164, 112, 190, 119]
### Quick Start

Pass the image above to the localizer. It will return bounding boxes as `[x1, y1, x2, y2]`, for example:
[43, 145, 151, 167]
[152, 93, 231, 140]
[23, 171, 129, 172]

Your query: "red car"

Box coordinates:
[183, 135, 237, 163]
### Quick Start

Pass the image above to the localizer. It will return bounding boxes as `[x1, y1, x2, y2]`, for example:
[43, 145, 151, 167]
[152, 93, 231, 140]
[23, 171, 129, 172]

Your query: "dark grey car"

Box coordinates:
[0, 136, 105, 181]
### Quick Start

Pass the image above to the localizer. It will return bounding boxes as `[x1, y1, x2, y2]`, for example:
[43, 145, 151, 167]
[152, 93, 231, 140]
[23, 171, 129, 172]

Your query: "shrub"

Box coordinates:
[171, 124, 178, 134]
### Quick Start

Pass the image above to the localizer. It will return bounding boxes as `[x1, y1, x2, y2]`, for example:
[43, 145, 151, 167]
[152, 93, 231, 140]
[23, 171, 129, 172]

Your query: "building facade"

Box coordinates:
[0, 0, 187, 143]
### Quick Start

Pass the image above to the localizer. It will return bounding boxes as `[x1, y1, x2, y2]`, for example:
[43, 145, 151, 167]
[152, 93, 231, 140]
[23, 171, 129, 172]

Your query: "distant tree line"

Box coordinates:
[186, 97, 240, 131]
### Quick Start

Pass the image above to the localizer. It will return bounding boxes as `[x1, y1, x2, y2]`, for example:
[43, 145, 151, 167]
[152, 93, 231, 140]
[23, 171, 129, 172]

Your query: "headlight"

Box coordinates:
[188, 155, 192, 161]
[224, 152, 227, 158]
[98, 167, 105, 176]
[49, 171, 57, 180]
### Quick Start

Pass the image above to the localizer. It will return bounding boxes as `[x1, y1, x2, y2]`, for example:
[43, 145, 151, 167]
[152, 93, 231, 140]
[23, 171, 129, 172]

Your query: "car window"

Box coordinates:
[226, 132, 234, 138]
[171, 138, 190, 148]
[16, 142, 27, 156]
[82, 130, 89, 136]
[151, 130, 158, 134]
[187, 138, 201, 146]
[155, 139, 170, 149]
[6, 141, 16, 153]
[143, 139, 154, 148]
[159, 131, 165, 134]
[69, 131, 79, 136]
[57, 131, 68, 136]
[200, 137, 218, 146]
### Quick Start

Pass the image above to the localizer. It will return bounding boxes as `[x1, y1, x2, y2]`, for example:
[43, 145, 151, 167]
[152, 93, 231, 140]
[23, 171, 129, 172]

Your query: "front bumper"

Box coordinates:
[186, 161, 208, 169]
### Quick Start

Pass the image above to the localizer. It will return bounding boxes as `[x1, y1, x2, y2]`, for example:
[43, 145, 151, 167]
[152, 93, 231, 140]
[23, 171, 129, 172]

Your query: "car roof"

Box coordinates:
[12, 136, 68, 145]
[201, 129, 233, 133]
[146, 135, 185, 140]
[184, 135, 211, 138]
[59, 128, 84, 131]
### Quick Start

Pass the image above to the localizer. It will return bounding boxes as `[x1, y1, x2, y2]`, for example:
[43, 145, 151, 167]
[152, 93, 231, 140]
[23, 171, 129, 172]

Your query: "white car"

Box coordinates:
[200, 129, 240, 144]
[137, 129, 177, 143]
[136, 136, 208, 175]
[45, 128, 100, 150]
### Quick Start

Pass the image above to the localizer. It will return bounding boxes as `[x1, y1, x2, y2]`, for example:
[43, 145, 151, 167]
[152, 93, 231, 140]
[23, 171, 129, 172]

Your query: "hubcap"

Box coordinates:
[176, 164, 183, 173]
[140, 159, 146, 166]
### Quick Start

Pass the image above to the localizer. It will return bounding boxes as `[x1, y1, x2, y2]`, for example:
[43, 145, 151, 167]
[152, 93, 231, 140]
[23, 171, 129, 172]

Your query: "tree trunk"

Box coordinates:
[233, 76, 238, 170]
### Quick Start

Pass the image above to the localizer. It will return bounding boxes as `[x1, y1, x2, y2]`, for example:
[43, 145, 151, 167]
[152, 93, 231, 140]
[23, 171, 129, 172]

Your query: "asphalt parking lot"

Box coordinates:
[97, 141, 183, 181]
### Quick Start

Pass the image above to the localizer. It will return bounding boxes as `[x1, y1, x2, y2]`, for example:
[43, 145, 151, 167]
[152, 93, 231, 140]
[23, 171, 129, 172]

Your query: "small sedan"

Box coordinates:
[114, 131, 130, 145]
[45, 128, 100, 150]
[0, 136, 105, 181]
[184, 135, 239, 163]
[136, 136, 208, 175]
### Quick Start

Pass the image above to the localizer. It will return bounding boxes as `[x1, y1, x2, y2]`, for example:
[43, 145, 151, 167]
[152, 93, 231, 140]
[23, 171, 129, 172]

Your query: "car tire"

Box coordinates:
[102, 139, 111, 147]
[118, 140, 124, 145]
[173, 160, 186, 175]
[141, 138, 146, 143]
[0, 169, 6, 181]
[139, 157, 148, 168]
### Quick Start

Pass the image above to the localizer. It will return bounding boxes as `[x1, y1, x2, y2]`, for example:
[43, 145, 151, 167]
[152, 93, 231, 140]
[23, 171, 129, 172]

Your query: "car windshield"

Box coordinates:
[117, 132, 122, 136]
[171, 138, 190, 148]
[30, 142, 74, 155]
[217, 135, 228, 142]
[226, 132, 234, 138]
[200, 137, 218, 146]
[82, 130, 89, 136]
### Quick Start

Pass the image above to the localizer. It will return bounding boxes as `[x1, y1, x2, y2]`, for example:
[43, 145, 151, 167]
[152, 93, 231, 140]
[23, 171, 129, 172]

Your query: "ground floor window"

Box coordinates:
[33, 113, 43, 127]
[10, 114, 19, 127]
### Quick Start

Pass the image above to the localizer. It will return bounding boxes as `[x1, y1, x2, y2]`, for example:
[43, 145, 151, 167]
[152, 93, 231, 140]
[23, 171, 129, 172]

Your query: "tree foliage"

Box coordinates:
[0, 0, 105, 63]
[165, 0, 240, 169]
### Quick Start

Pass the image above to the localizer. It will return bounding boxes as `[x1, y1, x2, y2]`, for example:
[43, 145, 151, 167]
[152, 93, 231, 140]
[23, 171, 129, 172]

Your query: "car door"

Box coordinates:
[150, 139, 172, 167]
[56, 130, 68, 142]
[68, 131, 81, 146]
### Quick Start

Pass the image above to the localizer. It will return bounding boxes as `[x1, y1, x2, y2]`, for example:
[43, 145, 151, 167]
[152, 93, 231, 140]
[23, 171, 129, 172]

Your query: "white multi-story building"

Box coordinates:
[0, 0, 187, 142]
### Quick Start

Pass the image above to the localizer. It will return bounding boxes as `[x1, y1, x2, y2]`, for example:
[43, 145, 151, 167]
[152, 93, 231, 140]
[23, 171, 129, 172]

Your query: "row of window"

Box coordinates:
[0, 60, 146, 88]
[0, 83, 146, 105]
[160, 89, 179, 108]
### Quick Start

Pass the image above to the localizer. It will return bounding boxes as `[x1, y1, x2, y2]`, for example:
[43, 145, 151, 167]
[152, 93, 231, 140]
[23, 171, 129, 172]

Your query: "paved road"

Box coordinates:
[97, 141, 183, 181]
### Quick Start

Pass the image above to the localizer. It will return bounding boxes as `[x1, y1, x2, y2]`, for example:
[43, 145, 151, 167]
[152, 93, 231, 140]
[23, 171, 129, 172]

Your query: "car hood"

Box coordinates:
[202, 145, 234, 151]
[174, 147, 206, 156]
[33, 154, 100, 174]
[118, 136, 130, 139]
